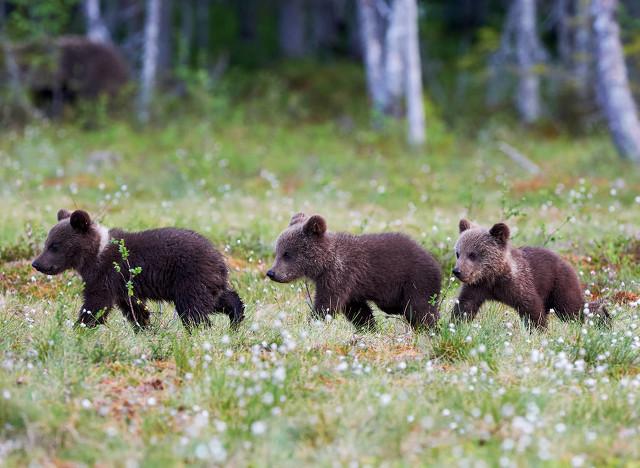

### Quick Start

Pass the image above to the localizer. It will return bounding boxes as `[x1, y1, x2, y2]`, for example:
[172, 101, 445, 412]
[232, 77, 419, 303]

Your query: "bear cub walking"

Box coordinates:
[32, 209, 244, 330]
[452, 219, 609, 329]
[267, 213, 442, 329]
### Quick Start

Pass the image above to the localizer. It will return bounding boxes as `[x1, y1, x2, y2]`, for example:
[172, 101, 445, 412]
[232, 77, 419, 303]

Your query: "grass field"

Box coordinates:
[1, 72, 640, 465]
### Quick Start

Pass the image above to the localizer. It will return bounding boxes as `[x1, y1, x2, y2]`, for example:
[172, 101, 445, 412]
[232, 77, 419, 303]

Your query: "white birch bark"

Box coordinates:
[403, 0, 425, 145]
[84, 0, 111, 43]
[358, 0, 386, 113]
[592, 0, 640, 162]
[384, 0, 405, 117]
[138, 0, 161, 123]
[573, 0, 592, 96]
[515, 0, 542, 123]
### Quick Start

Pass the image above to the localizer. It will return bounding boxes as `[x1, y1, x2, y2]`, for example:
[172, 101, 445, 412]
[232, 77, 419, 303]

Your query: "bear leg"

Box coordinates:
[548, 286, 583, 323]
[451, 285, 488, 323]
[517, 301, 548, 331]
[213, 288, 245, 328]
[344, 301, 376, 330]
[175, 289, 214, 330]
[403, 295, 439, 330]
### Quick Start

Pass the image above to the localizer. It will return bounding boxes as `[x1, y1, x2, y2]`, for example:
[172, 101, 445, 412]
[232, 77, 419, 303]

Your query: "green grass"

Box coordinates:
[1, 68, 640, 465]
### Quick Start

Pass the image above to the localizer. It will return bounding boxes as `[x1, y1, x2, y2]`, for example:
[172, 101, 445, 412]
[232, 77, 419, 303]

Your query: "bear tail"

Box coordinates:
[583, 299, 611, 329]
[215, 288, 245, 328]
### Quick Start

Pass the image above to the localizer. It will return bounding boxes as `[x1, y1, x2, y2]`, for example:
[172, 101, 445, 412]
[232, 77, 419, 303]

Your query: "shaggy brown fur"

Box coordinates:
[267, 213, 442, 329]
[32, 210, 244, 330]
[451, 219, 609, 329]
[10, 36, 129, 115]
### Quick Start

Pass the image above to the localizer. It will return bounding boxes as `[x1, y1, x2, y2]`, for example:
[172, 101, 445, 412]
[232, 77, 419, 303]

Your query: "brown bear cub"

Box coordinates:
[32, 209, 244, 330]
[451, 219, 609, 329]
[267, 213, 442, 329]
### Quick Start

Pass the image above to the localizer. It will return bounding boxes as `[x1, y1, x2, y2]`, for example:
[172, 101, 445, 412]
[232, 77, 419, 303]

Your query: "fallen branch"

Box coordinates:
[498, 141, 541, 175]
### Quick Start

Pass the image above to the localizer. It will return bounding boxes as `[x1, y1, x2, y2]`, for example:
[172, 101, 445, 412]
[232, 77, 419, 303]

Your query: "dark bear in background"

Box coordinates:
[32, 210, 244, 330]
[267, 213, 442, 330]
[452, 219, 610, 330]
[9, 36, 129, 115]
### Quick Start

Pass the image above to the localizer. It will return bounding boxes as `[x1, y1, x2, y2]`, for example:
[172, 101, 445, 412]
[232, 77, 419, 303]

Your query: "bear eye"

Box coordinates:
[455, 251, 460, 259]
[49, 243, 59, 253]
[468, 252, 477, 261]
[282, 251, 291, 260]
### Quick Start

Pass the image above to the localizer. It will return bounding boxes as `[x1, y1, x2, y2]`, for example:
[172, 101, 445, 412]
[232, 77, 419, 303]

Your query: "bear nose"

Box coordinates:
[32, 260, 41, 271]
[266, 270, 275, 279]
[452, 267, 461, 278]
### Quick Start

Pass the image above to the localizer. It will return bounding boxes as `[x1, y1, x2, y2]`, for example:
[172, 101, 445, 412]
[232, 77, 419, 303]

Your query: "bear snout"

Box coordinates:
[32, 259, 59, 275]
[266, 269, 287, 283]
[32, 259, 50, 274]
[452, 267, 462, 278]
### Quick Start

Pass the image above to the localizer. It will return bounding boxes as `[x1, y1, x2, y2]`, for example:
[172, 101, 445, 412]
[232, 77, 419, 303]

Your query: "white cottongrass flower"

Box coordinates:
[555, 423, 567, 433]
[571, 455, 586, 467]
[273, 367, 286, 382]
[251, 420, 267, 435]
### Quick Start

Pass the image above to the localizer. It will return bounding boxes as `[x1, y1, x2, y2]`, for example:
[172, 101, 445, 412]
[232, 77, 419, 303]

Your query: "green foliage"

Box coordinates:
[4, 0, 80, 40]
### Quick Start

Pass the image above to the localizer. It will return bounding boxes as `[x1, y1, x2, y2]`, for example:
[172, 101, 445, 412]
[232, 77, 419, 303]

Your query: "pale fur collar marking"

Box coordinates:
[95, 224, 110, 256]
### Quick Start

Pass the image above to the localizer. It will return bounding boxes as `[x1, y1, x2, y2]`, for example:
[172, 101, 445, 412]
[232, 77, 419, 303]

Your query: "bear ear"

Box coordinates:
[303, 215, 327, 237]
[289, 212, 306, 226]
[70, 210, 92, 233]
[459, 219, 473, 233]
[57, 209, 71, 221]
[489, 222, 510, 245]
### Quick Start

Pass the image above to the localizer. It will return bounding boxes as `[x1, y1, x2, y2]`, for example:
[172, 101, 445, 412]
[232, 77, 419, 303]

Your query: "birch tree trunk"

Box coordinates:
[573, 0, 592, 96]
[384, 0, 405, 117]
[84, 0, 111, 43]
[358, 0, 386, 113]
[515, 0, 542, 123]
[592, 0, 640, 162]
[403, 0, 426, 145]
[138, 0, 161, 123]
[358, 0, 426, 145]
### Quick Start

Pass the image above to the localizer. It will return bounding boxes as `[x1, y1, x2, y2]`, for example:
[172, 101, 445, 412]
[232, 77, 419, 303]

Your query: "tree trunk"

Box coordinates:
[557, 0, 571, 63]
[384, 0, 405, 117]
[279, 0, 307, 58]
[515, 0, 542, 123]
[138, 0, 161, 123]
[573, 0, 592, 97]
[403, 0, 425, 145]
[84, 0, 112, 43]
[358, 0, 386, 113]
[592, 0, 640, 162]
[358, 0, 426, 144]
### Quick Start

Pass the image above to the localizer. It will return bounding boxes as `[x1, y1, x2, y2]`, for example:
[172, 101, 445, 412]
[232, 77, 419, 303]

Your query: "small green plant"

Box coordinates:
[500, 185, 528, 222]
[540, 216, 572, 247]
[111, 238, 143, 326]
